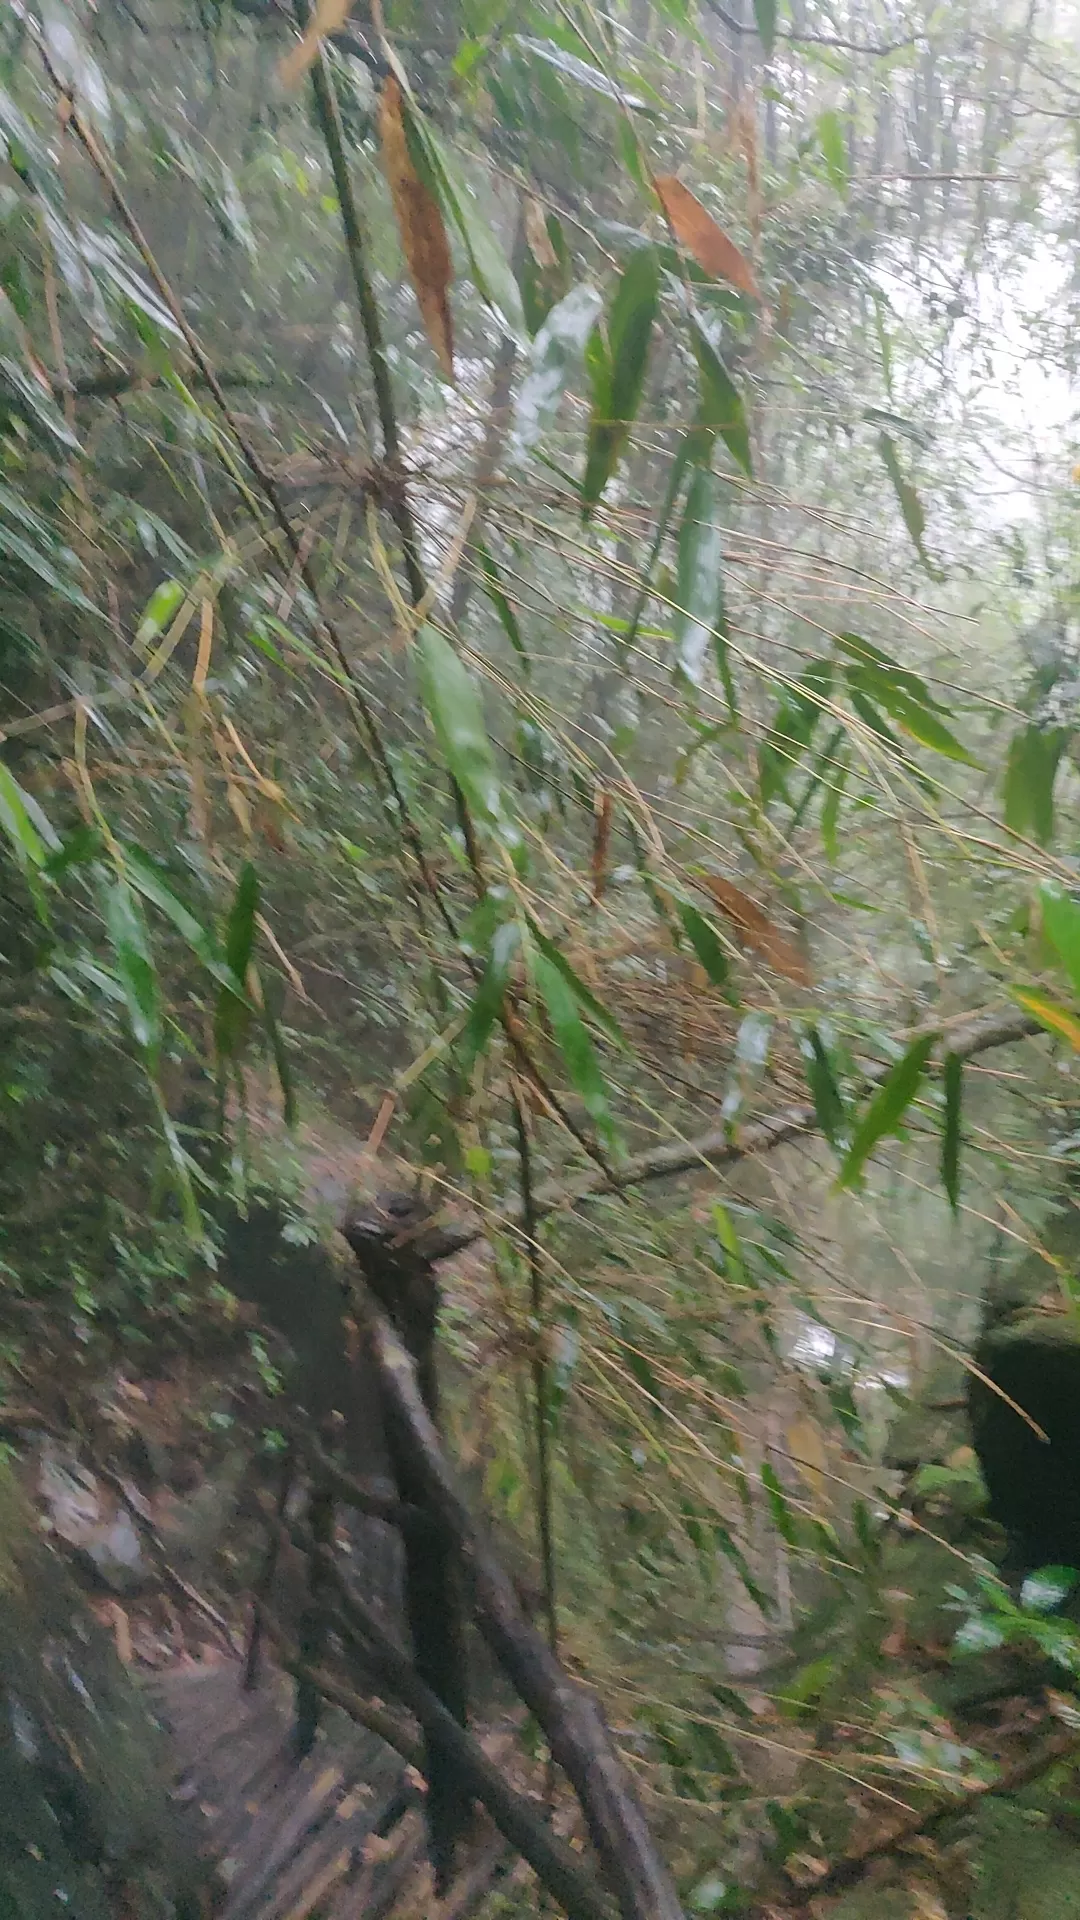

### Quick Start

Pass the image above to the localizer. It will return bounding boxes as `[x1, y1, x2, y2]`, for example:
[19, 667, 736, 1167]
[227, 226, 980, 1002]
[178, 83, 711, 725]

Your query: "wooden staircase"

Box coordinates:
[148, 1657, 514, 1920]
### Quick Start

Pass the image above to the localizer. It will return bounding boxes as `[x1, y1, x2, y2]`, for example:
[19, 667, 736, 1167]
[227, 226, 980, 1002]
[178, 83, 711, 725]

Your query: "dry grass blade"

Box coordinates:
[278, 0, 353, 88]
[693, 871, 810, 983]
[378, 75, 455, 381]
[654, 174, 759, 297]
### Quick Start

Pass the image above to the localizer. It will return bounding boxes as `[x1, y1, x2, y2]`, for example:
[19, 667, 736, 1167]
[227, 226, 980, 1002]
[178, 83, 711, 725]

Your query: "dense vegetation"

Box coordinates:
[5, 0, 1080, 1910]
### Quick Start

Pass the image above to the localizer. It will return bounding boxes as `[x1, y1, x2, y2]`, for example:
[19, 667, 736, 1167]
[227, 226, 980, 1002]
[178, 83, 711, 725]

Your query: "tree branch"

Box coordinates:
[701, 0, 924, 54]
[353, 1292, 685, 1920]
[416, 1006, 1044, 1260]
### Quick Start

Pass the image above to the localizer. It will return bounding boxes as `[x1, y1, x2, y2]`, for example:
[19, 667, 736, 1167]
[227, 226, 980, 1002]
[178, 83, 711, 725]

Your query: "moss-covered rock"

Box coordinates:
[0, 1464, 200, 1918]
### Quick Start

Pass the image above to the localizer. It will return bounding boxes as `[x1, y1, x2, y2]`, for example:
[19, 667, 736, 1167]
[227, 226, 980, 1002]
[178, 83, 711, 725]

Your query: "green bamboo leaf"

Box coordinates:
[837, 1033, 938, 1190]
[1005, 725, 1067, 847]
[761, 1461, 799, 1545]
[798, 1025, 846, 1147]
[677, 901, 734, 997]
[877, 432, 940, 576]
[0, 512, 94, 606]
[0, 759, 58, 868]
[417, 624, 516, 843]
[672, 467, 734, 713]
[528, 920, 625, 1045]
[414, 119, 526, 343]
[534, 949, 619, 1148]
[753, 0, 776, 56]
[817, 110, 849, 193]
[513, 284, 604, 454]
[845, 665, 977, 765]
[135, 577, 186, 650]
[942, 1051, 962, 1214]
[460, 920, 521, 1070]
[104, 879, 161, 1057]
[687, 312, 752, 478]
[582, 247, 659, 516]
[122, 844, 232, 983]
[475, 540, 528, 671]
[1039, 882, 1080, 997]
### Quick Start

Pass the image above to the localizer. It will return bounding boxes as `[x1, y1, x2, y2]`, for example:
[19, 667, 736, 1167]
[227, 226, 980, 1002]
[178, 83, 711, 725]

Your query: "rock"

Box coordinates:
[969, 1311, 1080, 1566]
[37, 1441, 149, 1594]
[0, 1462, 201, 1917]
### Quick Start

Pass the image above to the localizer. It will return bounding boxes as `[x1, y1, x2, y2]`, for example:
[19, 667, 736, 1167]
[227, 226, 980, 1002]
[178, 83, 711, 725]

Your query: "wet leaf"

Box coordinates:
[655, 176, 758, 297]
[279, 0, 352, 87]
[1020, 1565, 1077, 1615]
[418, 124, 525, 342]
[476, 540, 528, 670]
[687, 311, 752, 478]
[135, 578, 186, 651]
[582, 246, 659, 515]
[528, 920, 625, 1045]
[0, 759, 58, 869]
[460, 920, 520, 1070]
[837, 1033, 938, 1189]
[1039, 882, 1080, 996]
[1004, 724, 1067, 847]
[417, 625, 513, 841]
[942, 1051, 962, 1213]
[677, 901, 734, 996]
[513, 283, 603, 452]
[799, 1025, 846, 1147]
[105, 879, 160, 1057]
[694, 872, 810, 984]
[672, 466, 734, 711]
[534, 949, 618, 1149]
[878, 432, 940, 576]
[378, 75, 454, 379]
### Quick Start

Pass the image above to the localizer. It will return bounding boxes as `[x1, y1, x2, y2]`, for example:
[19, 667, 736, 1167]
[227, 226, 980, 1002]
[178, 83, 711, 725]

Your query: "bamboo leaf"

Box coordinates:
[122, 844, 237, 991]
[582, 246, 659, 516]
[687, 311, 752, 478]
[475, 539, 528, 671]
[417, 624, 514, 841]
[417, 125, 526, 343]
[513, 36, 649, 110]
[104, 879, 161, 1057]
[513, 283, 603, 453]
[817, 110, 849, 193]
[837, 1034, 938, 1189]
[1039, 882, 1080, 998]
[942, 1051, 962, 1214]
[654, 176, 758, 297]
[878, 431, 940, 576]
[677, 901, 735, 997]
[534, 949, 619, 1148]
[1011, 986, 1080, 1051]
[528, 920, 625, 1045]
[672, 467, 733, 709]
[695, 872, 809, 984]
[135, 577, 186, 650]
[378, 75, 455, 380]
[1005, 725, 1067, 848]
[753, 0, 777, 57]
[798, 1025, 846, 1147]
[0, 759, 58, 869]
[460, 920, 520, 1070]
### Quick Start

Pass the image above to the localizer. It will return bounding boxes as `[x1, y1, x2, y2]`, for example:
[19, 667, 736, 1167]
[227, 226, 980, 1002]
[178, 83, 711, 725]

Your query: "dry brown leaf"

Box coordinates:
[654, 175, 759, 298]
[694, 872, 810, 984]
[787, 1416, 828, 1510]
[524, 193, 557, 268]
[378, 76, 454, 380]
[590, 788, 613, 902]
[278, 0, 352, 88]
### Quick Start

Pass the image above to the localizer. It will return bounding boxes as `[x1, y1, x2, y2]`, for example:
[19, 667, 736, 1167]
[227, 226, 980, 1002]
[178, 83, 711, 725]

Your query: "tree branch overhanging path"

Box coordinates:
[404, 1005, 1045, 1261]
